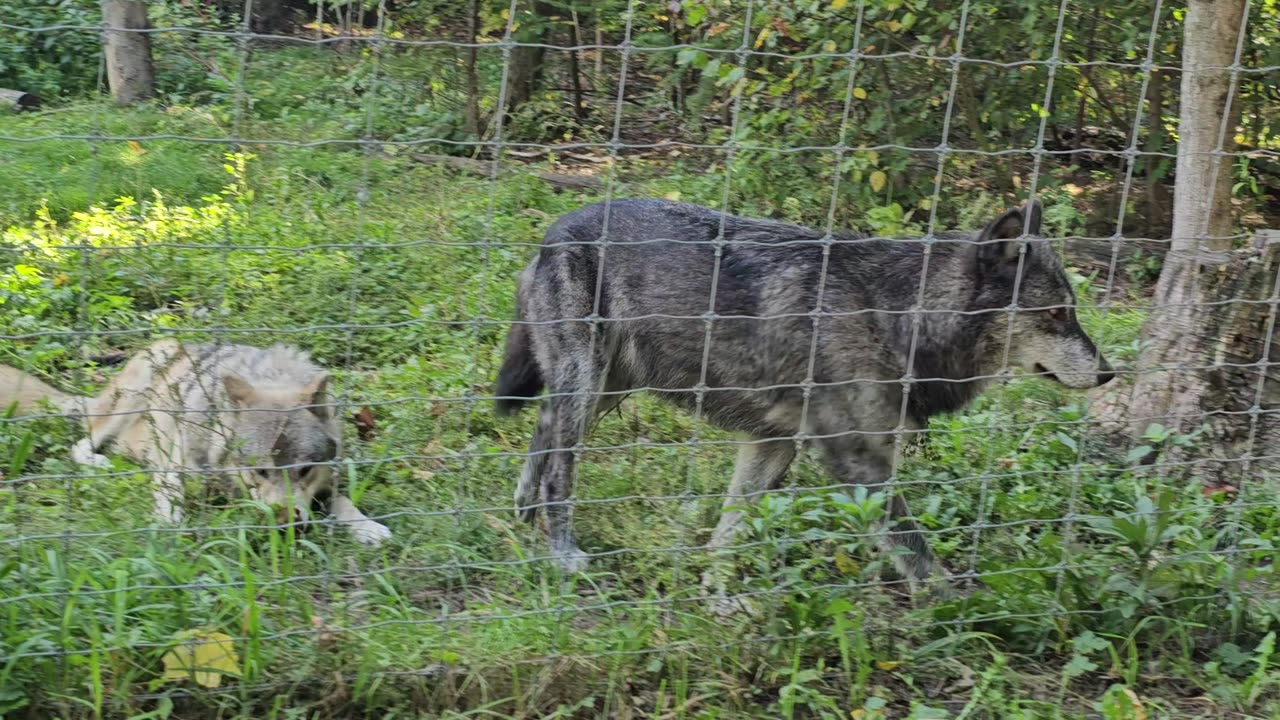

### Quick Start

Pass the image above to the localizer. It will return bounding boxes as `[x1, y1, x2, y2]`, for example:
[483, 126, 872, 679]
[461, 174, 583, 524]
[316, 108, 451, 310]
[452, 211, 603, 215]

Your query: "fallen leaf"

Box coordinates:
[1123, 688, 1147, 720]
[310, 615, 341, 652]
[869, 171, 887, 193]
[1202, 483, 1238, 499]
[853, 87, 868, 100]
[351, 406, 376, 441]
[161, 629, 241, 688]
[127, 140, 146, 156]
[874, 660, 902, 671]
[834, 552, 861, 576]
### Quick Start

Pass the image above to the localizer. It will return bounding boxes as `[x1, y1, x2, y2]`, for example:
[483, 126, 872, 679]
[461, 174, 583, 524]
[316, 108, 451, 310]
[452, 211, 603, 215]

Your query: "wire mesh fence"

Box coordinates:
[1, 0, 1279, 717]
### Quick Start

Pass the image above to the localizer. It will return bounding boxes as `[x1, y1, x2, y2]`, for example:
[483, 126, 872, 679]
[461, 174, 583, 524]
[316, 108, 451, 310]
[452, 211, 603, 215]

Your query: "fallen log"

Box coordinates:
[0, 89, 41, 111]
[409, 152, 607, 193]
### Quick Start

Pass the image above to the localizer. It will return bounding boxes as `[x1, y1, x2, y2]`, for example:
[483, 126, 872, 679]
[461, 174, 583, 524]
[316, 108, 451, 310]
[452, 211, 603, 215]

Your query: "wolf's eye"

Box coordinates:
[1048, 307, 1066, 322]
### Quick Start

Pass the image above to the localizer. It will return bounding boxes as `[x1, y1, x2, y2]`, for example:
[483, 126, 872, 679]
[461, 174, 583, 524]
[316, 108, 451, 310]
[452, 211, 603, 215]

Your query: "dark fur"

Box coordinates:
[498, 198, 1113, 579]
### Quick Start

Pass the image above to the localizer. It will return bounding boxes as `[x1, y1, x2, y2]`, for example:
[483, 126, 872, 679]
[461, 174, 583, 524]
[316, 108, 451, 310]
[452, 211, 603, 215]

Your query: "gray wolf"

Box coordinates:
[1, 340, 390, 544]
[495, 198, 1113, 584]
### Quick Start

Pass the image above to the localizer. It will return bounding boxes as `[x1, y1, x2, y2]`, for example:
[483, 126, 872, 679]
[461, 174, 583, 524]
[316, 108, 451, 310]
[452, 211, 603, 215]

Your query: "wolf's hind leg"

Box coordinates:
[519, 353, 607, 574]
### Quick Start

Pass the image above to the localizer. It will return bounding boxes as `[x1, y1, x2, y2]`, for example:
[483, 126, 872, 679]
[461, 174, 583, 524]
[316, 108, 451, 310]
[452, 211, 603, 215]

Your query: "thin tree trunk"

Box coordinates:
[464, 0, 483, 138]
[505, 2, 555, 116]
[1143, 69, 1170, 237]
[1073, 7, 1099, 144]
[102, 0, 155, 105]
[1124, 0, 1248, 440]
[594, 22, 604, 91]
[569, 9, 587, 121]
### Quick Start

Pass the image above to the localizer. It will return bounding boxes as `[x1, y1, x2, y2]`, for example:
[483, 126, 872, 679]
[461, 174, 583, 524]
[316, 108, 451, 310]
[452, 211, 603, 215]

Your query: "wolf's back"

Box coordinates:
[0, 364, 78, 415]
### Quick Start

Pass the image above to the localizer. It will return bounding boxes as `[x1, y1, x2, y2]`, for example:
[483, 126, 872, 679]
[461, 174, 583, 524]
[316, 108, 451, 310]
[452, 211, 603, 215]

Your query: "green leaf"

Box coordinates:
[1063, 653, 1098, 679]
[1125, 445, 1154, 464]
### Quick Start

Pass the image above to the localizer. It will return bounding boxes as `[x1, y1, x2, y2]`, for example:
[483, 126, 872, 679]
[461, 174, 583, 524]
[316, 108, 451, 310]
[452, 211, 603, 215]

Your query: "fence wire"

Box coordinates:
[1, 0, 1278, 716]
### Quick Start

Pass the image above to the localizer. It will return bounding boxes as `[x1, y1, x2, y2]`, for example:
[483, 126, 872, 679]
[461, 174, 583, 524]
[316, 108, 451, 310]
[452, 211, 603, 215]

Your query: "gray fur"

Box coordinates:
[496, 198, 1114, 581]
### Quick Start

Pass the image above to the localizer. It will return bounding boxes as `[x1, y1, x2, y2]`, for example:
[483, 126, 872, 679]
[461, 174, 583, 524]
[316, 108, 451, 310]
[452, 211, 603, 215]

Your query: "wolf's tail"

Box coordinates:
[495, 320, 544, 416]
[0, 364, 81, 416]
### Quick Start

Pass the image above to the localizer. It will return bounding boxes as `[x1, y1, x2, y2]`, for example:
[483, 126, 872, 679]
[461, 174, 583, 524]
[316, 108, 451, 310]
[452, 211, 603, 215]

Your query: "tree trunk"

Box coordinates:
[505, 2, 555, 116]
[1117, 0, 1250, 447]
[1143, 69, 1171, 238]
[464, 0, 483, 139]
[568, 9, 587, 121]
[102, 1, 155, 106]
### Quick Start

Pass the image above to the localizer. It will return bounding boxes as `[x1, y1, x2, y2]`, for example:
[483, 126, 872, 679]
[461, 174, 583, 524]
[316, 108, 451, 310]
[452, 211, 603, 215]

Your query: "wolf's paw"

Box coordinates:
[708, 592, 760, 620]
[70, 439, 111, 469]
[514, 484, 539, 524]
[153, 505, 186, 526]
[553, 547, 590, 574]
[351, 520, 392, 546]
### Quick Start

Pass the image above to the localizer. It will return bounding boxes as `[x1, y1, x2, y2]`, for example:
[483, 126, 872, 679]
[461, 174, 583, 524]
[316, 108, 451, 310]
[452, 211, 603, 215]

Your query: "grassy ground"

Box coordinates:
[2, 46, 1280, 720]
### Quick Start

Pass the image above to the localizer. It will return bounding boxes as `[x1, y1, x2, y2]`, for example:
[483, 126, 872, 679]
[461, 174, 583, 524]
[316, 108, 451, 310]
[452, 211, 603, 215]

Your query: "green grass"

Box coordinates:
[2, 52, 1279, 720]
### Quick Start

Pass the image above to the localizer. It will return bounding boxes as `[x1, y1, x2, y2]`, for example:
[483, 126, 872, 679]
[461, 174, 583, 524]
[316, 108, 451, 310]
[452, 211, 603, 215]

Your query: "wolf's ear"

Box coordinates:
[976, 200, 1042, 275]
[223, 374, 255, 407]
[300, 373, 332, 420]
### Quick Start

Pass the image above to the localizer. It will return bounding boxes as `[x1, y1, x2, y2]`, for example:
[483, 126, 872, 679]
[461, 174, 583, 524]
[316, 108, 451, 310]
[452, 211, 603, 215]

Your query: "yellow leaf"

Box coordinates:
[127, 140, 145, 156]
[832, 0, 849, 8]
[869, 171, 887, 193]
[822, 40, 837, 52]
[1123, 689, 1147, 720]
[852, 87, 868, 100]
[664, 191, 682, 201]
[754, 27, 771, 49]
[874, 659, 902, 671]
[161, 629, 241, 688]
[865, 150, 879, 166]
[850, 711, 866, 719]
[834, 552, 860, 575]
[886, 19, 902, 32]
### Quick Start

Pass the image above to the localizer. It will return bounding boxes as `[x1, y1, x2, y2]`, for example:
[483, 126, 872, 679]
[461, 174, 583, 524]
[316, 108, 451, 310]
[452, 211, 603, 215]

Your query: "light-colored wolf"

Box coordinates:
[1, 339, 391, 544]
[495, 198, 1114, 585]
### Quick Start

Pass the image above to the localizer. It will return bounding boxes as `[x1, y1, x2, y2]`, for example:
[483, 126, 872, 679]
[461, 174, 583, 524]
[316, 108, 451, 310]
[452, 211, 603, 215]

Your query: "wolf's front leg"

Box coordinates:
[70, 438, 112, 469]
[812, 434, 949, 595]
[152, 471, 186, 525]
[329, 495, 392, 545]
